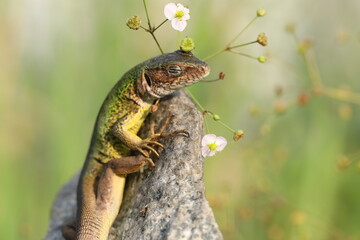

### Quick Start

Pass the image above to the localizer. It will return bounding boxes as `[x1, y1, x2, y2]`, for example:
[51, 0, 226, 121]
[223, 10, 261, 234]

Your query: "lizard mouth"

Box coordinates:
[191, 64, 211, 80]
[168, 64, 210, 90]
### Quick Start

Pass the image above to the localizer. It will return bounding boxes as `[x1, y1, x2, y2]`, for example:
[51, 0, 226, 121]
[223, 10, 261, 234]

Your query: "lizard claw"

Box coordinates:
[160, 129, 189, 138]
[144, 157, 155, 168]
[142, 145, 160, 158]
[143, 140, 164, 149]
[136, 147, 150, 158]
[136, 144, 159, 167]
[136, 116, 189, 162]
[137, 135, 165, 158]
[135, 138, 164, 159]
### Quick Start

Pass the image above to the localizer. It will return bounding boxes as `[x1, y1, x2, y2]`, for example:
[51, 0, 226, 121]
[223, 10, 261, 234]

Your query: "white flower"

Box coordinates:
[164, 3, 190, 31]
[201, 134, 227, 157]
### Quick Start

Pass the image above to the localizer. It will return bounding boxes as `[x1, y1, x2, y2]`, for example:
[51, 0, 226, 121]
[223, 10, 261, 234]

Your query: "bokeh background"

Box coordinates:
[1, 0, 360, 239]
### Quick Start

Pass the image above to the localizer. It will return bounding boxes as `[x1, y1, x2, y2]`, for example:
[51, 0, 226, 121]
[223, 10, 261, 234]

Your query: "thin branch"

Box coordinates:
[143, 0, 151, 29]
[228, 16, 258, 46]
[153, 19, 168, 32]
[150, 32, 164, 54]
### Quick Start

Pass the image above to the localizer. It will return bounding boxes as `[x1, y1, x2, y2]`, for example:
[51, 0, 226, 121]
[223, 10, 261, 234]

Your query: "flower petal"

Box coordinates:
[171, 18, 187, 31]
[208, 150, 217, 156]
[201, 134, 217, 146]
[215, 136, 227, 151]
[164, 3, 177, 20]
[202, 146, 211, 157]
[176, 3, 185, 10]
[182, 14, 190, 21]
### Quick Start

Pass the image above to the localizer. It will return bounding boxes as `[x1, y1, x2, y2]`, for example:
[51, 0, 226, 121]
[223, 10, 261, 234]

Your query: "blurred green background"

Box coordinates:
[1, 0, 360, 239]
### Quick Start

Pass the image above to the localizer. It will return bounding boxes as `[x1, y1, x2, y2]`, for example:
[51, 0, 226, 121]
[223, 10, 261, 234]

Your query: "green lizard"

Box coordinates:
[61, 50, 210, 240]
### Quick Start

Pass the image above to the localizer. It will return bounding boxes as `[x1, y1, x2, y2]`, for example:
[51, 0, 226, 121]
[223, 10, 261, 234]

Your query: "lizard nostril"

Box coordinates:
[201, 65, 210, 76]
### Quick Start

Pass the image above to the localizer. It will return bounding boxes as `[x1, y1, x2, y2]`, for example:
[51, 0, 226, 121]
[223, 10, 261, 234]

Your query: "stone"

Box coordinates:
[44, 90, 223, 240]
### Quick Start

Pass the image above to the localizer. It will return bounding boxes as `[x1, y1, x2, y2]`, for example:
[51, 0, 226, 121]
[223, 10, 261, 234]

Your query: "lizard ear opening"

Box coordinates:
[137, 71, 160, 99]
[144, 73, 152, 87]
[137, 71, 149, 96]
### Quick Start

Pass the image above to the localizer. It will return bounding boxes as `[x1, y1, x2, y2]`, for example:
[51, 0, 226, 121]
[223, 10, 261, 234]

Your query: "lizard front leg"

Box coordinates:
[112, 118, 163, 160]
[112, 115, 189, 161]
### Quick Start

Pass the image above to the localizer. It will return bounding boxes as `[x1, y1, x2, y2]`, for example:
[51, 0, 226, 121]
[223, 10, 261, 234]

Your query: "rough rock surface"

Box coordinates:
[44, 90, 223, 240]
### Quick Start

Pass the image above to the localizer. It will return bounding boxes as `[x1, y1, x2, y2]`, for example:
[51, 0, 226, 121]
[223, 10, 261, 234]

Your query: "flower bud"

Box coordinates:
[291, 211, 306, 225]
[257, 33, 268, 46]
[285, 23, 296, 33]
[219, 72, 226, 80]
[180, 37, 195, 52]
[297, 39, 313, 54]
[257, 56, 267, 63]
[275, 86, 283, 97]
[274, 100, 287, 115]
[233, 130, 244, 141]
[257, 9, 267, 17]
[337, 156, 351, 170]
[213, 114, 220, 121]
[126, 16, 141, 30]
[249, 105, 260, 117]
[297, 92, 309, 106]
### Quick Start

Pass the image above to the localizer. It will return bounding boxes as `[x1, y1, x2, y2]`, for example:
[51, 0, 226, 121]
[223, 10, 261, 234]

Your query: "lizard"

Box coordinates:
[61, 50, 210, 240]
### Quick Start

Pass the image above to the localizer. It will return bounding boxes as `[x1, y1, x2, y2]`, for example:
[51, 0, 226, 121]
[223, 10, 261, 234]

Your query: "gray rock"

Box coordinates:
[44, 90, 223, 240]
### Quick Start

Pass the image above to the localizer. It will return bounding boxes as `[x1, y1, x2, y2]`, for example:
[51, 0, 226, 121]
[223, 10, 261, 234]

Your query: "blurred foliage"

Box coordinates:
[1, 0, 360, 239]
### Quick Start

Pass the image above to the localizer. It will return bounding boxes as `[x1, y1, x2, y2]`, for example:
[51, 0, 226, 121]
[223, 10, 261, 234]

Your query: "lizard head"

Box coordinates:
[137, 50, 210, 99]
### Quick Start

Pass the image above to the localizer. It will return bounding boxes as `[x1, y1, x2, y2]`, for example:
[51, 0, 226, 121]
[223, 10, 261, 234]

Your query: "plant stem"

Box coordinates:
[231, 40, 257, 49]
[204, 116, 210, 134]
[186, 89, 206, 111]
[228, 15, 258, 45]
[322, 87, 360, 105]
[217, 120, 235, 133]
[203, 48, 227, 61]
[153, 19, 168, 32]
[140, 26, 148, 31]
[229, 50, 258, 60]
[290, 31, 360, 106]
[203, 16, 259, 61]
[142, 0, 164, 54]
[303, 49, 323, 88]
[143, 0, 151, 29]
[200, 79, 222, 83]
[177, 31, 181, 47]
[186, 90, 235, 133]
[150, 32, 164, 54]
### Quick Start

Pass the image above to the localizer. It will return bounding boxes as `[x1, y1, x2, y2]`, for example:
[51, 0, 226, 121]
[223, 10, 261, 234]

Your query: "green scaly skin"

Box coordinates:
[62, 50, 210, 240]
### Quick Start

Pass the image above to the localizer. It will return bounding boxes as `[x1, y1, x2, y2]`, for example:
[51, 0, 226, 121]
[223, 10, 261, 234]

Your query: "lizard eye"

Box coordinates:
[144, 73, 152, 87]
[167, 65, 182, 77]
